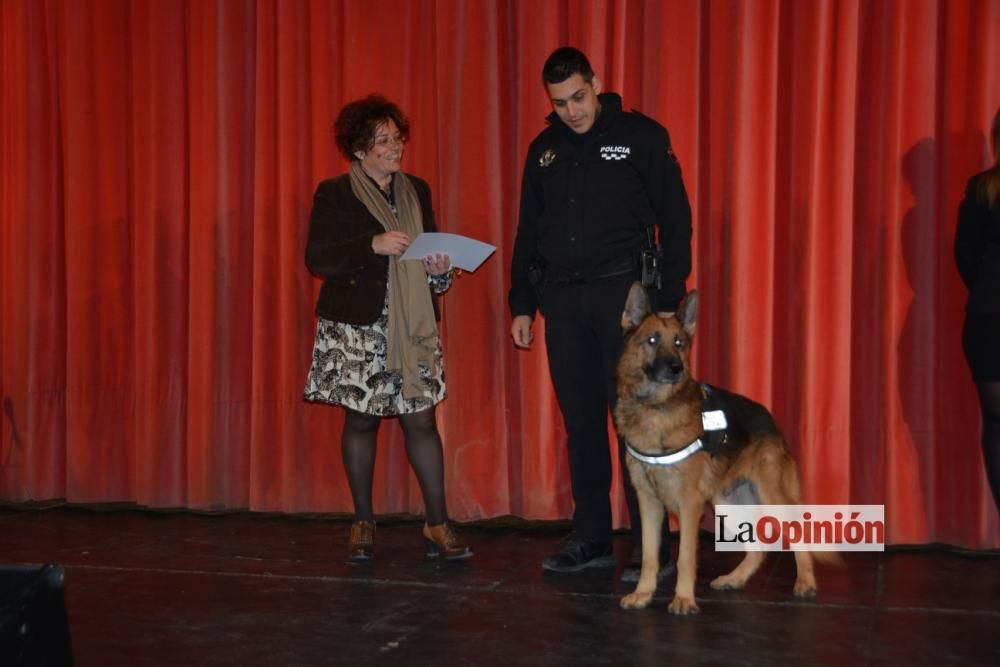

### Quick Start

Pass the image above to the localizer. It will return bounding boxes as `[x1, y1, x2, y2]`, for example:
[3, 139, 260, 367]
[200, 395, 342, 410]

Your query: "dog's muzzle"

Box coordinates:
[645, 357, 684, 384]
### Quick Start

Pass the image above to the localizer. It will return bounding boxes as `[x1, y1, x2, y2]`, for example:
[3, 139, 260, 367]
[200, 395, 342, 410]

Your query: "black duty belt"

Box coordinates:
[547, 257, 637, 286]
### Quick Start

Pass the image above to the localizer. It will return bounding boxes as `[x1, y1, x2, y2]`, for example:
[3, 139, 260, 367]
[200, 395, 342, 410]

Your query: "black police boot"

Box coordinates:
[620, 542, 675, 583]
[542, 536, 615, 573]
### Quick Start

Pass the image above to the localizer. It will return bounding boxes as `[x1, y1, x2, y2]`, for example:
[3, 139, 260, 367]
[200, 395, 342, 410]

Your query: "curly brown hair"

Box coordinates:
[333, 94, 410, 161]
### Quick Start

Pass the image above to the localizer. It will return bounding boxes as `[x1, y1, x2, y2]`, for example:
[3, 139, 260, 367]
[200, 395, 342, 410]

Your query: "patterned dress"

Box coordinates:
[303, 273, 451, 416]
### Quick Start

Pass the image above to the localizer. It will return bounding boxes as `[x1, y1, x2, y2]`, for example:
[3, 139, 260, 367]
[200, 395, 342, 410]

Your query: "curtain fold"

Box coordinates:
[1, 0, 998, 547]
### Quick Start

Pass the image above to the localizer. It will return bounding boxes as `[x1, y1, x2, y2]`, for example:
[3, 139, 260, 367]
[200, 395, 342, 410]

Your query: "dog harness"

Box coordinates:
[625, 384, 729, 466]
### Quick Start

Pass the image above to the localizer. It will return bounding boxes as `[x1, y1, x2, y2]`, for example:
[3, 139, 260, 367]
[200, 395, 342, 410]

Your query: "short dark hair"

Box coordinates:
[542, 47, 594, 85]
[333, 94, 410, 160]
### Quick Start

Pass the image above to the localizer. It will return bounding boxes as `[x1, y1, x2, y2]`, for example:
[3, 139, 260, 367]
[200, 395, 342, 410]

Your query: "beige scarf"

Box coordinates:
[349, 161, 440, 400]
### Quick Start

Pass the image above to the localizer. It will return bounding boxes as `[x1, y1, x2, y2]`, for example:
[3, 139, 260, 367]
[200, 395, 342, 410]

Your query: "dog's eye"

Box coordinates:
[645, 332, 660, 346]
[674, 335, 683, 349]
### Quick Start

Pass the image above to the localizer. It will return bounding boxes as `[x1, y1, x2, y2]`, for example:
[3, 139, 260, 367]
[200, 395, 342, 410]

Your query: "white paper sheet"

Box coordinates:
[399, 232, 496, 272]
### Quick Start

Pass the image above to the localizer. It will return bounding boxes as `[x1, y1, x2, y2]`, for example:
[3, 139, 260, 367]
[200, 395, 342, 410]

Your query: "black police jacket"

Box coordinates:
[955, 168, 1000, 315]
[509, 93, 692, 316]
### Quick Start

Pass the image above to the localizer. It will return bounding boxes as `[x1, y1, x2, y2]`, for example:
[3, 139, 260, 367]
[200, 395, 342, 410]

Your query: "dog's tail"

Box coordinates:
[781, 457, 846, 567]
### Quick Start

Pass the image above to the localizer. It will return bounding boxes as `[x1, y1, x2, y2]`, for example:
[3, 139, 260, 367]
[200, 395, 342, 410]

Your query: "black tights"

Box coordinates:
[976, 382, 1000, 513]
[341, 407, 448, 525]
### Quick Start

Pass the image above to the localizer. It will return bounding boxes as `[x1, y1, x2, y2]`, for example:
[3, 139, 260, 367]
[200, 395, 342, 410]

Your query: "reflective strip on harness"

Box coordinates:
[625, 439, 704, 466]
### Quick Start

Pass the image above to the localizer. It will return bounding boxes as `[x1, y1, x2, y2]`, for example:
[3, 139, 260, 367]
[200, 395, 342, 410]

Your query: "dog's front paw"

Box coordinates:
[793, 580, 817, 598]
[620, 590, 653, 610]
[667, 595, 700, 615]
[709, 575, 745, 591]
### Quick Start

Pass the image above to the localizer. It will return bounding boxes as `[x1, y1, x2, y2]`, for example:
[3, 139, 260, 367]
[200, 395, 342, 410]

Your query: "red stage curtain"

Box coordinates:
[2, 0, 998, 548]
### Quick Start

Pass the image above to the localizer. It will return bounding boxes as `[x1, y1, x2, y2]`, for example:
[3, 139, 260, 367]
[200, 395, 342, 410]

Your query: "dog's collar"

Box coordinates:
[626, 439, 704, 466]
[626, 384, 730, 466]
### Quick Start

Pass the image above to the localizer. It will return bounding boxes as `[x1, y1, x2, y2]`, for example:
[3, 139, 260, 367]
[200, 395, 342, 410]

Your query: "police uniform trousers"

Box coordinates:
[540, 271, 670, 549]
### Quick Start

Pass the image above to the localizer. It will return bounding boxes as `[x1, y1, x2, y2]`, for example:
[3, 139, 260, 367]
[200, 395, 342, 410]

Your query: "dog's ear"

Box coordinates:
[677, 290, 698, 336]
[621, 282, 651, 330]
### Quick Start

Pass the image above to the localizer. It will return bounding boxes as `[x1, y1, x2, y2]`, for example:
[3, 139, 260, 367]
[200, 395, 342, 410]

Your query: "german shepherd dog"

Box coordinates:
[616, 284, 840, 614]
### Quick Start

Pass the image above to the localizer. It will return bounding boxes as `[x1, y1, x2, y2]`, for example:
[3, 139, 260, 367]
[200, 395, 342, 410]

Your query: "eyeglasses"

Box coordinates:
[372, 133, 406, 148]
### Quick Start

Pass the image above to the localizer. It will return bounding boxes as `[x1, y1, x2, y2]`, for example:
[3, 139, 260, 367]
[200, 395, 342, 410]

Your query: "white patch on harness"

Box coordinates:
[702, 410, 727, 431]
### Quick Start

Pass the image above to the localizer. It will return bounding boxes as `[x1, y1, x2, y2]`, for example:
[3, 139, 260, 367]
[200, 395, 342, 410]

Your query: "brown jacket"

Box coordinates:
[305, 172, 440, 324]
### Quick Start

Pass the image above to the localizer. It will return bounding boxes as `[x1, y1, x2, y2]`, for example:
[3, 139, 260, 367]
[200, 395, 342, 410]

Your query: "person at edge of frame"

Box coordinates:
[955, 104, 1000, 515]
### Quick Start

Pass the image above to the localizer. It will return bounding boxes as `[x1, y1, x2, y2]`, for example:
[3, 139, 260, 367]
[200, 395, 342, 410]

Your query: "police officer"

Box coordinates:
[509, 47, 692, 576]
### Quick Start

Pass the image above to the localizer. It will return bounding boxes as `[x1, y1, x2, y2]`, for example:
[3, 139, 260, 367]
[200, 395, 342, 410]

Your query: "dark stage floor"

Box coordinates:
[1, 506, 998, 666]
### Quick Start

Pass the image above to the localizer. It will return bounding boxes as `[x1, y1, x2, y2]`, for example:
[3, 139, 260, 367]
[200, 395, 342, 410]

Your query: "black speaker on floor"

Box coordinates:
[0, 564, 73, 666]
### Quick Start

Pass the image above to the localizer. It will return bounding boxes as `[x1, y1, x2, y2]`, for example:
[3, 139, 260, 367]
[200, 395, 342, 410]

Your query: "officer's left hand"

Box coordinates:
[422, 253, 452, 276]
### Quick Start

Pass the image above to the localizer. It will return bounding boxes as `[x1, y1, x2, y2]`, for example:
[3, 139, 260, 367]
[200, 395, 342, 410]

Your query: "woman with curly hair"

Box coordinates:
[304, 94, 471, 560]
[956, 105, 1000, 513]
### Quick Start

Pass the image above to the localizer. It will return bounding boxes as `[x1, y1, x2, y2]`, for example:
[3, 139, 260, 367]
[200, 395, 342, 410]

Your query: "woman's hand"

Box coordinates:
[372, 231, 411, 256]
[422, 252, 452, 276]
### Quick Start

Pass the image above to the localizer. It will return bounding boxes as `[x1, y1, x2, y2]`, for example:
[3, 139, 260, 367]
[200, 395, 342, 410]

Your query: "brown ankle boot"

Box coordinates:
[423, 522, 472, 560]
[348, 520, 375, 561]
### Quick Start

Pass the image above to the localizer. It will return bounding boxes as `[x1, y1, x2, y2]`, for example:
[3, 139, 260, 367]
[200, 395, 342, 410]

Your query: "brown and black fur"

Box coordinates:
[616, 284, 840, 615]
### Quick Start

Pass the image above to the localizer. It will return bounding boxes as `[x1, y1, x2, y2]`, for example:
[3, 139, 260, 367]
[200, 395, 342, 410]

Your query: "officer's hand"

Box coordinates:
[657, 311, 675, 320]
[511, 315, 534, 349]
